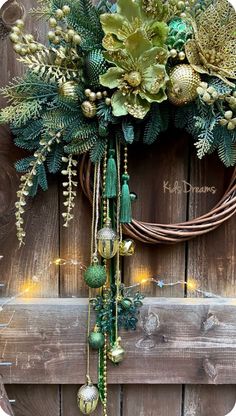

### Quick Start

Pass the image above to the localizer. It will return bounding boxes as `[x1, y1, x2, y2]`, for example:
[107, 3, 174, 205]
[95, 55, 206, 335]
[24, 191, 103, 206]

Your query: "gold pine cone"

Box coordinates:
[167, 64, 201, 106]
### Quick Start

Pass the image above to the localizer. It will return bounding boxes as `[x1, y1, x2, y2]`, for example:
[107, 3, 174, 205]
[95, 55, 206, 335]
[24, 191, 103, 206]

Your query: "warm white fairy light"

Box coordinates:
[124, 276, 222, 298]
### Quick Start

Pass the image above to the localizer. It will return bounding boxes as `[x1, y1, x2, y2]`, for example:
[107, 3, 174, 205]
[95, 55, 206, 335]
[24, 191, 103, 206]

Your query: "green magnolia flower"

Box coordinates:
[100, 0, 169, 51]
[100, 30, 169, 119]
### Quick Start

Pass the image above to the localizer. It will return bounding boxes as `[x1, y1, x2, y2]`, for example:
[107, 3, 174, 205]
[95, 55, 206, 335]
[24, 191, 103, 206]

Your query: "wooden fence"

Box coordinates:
[0, 0, 236, 415]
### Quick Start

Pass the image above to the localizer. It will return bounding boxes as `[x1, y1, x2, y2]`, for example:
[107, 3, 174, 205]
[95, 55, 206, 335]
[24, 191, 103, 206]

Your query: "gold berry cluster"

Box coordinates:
[219, 110, 236, 131]
[81, 89, 111, 118]
[197, 82, 219, 105]
[9, 19, 44, 56]
[47, 6, 81, 46]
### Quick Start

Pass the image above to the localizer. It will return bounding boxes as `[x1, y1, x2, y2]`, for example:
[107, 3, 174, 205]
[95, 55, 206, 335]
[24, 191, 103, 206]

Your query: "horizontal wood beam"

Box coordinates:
[1, 298, 236, 384]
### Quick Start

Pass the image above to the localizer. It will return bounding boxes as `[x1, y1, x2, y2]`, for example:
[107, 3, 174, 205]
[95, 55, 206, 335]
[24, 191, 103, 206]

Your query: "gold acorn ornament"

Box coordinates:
[167, 64, 201, 106]
[81, 100, 97, 118]
[59, 81, 79, 100]
[107, 337, 125, 364]
[97, 218, 119, 259]
[77, 375, 99, 415]
[119, 239, 135, 256]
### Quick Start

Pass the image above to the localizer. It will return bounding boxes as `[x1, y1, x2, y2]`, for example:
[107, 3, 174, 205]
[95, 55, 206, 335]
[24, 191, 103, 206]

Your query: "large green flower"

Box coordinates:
[100, 30, 168, 119]
[100, 0, 169, 51]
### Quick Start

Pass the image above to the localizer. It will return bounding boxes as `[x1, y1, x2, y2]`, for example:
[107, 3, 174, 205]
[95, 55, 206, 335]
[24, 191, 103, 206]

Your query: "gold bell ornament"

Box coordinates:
[97, 218, 119, 259]
[77, 375, 99, 415]
[119, 239, 135, 256]
[167, 64, 201, 106]
[107, 337, 125, 364]
[59, 81, 79, 100]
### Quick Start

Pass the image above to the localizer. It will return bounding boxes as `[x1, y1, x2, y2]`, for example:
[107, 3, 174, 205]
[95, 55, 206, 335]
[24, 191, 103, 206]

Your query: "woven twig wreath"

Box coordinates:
[80, 155, 236, 245]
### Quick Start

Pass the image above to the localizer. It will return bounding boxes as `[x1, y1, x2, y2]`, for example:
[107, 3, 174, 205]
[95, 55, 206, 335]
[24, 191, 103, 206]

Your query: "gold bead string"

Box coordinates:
[103, 332, 108, 416]
[123, 145, 128, 175]
[102, 150, 108, 415]
[102, 144, 108, 222]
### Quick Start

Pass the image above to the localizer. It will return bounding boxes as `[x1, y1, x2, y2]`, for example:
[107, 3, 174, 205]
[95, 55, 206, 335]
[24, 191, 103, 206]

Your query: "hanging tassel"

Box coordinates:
[120, 173, 132, 223]
[104, 149, 117, 198]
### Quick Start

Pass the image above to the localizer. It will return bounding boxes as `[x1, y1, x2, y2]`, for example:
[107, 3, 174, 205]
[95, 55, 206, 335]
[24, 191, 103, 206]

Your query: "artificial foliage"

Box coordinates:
[1, 0, 236, 414]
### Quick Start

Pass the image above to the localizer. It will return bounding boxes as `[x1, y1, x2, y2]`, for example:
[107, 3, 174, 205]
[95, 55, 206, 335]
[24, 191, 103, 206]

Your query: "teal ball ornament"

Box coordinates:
[88, 329, 105, 349]
[84, 264, 106, 288]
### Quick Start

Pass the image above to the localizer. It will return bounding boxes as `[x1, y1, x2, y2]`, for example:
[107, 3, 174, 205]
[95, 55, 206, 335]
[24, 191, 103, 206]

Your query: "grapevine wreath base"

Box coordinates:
[80, 155, 236, 244]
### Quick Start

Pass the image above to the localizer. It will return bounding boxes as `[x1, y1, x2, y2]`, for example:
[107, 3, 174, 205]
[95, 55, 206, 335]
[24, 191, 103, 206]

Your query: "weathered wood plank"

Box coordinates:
[184, 151, 236, 413]
[183, 385, 236, 416]
[0, 1, 60, 411]
[1, 298, 236, 384]
[124, 132, 188, 415]
[126, 132, 188, 297]
[123, 385, 182, 416]
[5, 385, 60, 416]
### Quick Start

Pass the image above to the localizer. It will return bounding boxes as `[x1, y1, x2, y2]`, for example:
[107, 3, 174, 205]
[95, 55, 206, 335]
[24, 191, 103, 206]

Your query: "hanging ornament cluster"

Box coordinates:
[80, 143, 143, 414]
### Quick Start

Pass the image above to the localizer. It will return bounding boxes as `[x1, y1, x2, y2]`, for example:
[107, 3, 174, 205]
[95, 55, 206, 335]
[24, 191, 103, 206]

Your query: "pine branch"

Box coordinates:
[64, 136, 97, 154]
[0, 100, 43, 127]
[90, 137, 107, 162]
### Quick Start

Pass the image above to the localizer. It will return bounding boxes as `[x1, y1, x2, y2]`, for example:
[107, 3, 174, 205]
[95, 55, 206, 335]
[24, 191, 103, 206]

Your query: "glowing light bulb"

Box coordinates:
[187, 278, 199, 292]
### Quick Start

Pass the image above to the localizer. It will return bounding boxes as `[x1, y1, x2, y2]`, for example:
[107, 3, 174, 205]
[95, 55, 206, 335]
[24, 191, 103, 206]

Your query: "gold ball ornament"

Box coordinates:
[59, 81, 79, 100]
[77, 376, 99, 415]
[167, 64, 201, 106]
[119, 239, 135, 256]
[107, 337, 125, 364]
[81, 101, 97, 118]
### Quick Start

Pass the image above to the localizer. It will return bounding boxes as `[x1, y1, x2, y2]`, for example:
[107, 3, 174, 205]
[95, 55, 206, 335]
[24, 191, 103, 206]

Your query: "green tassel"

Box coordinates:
[104, 149, 117, 198]
[120, 174, 132, 223]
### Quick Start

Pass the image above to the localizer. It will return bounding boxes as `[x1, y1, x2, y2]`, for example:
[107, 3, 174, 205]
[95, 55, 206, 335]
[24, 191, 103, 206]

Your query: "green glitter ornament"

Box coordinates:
[85, 49, 108, 87]
[84, 259, 107, 288]
[88, 325, 105, 349]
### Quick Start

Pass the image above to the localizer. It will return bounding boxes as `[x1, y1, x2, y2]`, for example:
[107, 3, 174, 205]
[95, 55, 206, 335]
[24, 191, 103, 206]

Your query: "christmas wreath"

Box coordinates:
[0, 0, 236, 413]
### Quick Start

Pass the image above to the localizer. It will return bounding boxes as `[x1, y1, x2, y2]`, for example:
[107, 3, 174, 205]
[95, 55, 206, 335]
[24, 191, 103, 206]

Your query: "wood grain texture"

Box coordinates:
[123, 132, 188, 416]
[59, 187, 91, 297]
[126, 131, 188, 297]
[0, 2, 59, 413]
[1, 298, 236, 384]
[184, 149, 236, 414]
[123, 385, 182, 416]
[5, 385, 60, 416]
[183, 385, 236, 416]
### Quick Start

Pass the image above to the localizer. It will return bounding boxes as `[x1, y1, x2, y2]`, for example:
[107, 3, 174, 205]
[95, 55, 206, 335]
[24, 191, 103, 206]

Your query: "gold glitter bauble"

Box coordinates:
[167, 64, 201, 106]
[119, 239, 135, 256]
[81, 100, 97, 118]
[107, 337, 125, 364]
[59, 81, 79, 100]
[77, 378, 99, 415]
